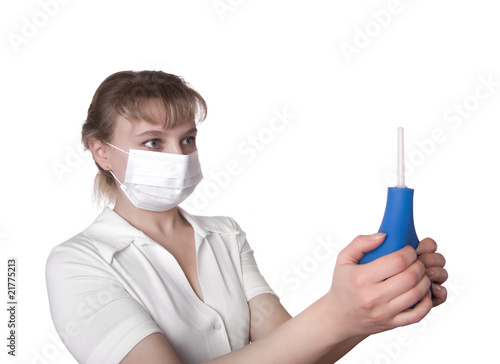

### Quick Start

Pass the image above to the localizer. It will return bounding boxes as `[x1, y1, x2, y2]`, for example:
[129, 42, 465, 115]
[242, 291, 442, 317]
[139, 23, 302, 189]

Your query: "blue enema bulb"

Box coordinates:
[359, 128, 430, 308]
[359, 186, 419, 264]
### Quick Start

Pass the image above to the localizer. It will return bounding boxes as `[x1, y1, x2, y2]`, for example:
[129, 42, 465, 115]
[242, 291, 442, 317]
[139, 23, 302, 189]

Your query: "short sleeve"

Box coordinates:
[45, 241, 162, 364]
[228, 218, 278, 302]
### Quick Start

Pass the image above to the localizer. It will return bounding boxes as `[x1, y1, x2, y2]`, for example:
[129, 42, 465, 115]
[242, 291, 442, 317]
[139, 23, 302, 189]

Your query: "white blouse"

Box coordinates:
[45, 207, 276, 364]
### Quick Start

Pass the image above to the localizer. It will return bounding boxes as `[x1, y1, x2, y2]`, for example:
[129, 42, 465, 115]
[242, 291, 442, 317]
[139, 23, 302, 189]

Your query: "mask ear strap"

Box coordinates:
[105, 141, 129, 155]
[103, 141, 127, 185]
[108, 169, 124, 186]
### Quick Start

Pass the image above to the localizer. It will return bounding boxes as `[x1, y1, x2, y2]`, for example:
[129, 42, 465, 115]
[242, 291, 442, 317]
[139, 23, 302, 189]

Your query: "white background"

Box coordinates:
[1, 0, 499, 363]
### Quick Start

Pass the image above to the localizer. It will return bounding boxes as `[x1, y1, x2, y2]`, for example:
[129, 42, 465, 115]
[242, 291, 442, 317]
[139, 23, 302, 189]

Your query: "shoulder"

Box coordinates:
[46, 207, 140, 269]
[47, 224, 99, 261]
[45, 229, 105, 279]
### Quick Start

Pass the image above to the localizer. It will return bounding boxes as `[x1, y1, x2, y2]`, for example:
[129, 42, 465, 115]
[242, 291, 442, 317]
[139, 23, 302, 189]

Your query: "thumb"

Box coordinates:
[338, 233, 386, 264]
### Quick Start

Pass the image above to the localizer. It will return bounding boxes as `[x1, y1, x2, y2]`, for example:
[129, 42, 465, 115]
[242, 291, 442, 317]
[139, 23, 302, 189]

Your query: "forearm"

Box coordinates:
[203, 295, 346, 364]
[248, 293, 366, 364]
[314, 335, 368, 364]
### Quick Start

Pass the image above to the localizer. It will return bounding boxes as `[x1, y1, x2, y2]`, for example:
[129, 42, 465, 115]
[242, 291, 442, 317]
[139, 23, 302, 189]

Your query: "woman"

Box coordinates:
[45, 70, 448, 364]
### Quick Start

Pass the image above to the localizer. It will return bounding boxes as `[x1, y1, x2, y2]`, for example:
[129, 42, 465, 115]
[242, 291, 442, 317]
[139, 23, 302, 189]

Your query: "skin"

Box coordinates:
[88, 103, 448, 364]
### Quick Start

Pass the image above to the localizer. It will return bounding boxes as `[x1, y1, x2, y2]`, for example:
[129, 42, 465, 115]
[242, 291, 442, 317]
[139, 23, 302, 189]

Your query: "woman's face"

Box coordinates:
[106, 102, 198, 182]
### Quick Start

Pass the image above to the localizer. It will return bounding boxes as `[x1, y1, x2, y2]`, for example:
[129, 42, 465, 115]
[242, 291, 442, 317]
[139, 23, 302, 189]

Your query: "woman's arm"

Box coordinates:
[122, 293, 369, 364]
[120, 333, 182, 364]
[248, 293, 368, 364]
[244, 237, 448, 364]
[121, 234, 433, 364]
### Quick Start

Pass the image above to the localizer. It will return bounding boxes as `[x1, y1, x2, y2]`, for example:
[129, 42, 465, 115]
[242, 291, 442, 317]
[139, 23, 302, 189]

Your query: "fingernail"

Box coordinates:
[371, 233, 386, 240]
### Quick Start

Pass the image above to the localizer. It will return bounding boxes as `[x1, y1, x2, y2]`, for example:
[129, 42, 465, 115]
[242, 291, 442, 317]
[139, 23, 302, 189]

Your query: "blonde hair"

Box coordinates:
[81, 70, 207, 206]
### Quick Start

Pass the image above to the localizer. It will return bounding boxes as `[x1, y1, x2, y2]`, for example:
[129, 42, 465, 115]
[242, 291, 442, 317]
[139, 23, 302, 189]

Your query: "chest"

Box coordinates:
[145, 225, 203, 300]
[109, 234, 251, 362]
[166, 235, 204, 301]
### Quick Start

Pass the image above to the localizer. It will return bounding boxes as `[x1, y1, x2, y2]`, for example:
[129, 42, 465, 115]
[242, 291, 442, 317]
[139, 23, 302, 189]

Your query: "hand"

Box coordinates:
[416, 238, 448, 307]
[327, 234, 432, 339]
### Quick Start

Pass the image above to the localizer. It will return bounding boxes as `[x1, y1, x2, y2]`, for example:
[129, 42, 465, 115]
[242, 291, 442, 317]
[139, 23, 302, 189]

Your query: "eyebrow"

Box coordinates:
[135, 127, 198, 139]
[181, 127, 198, 136]
[135, 130, 165, 139]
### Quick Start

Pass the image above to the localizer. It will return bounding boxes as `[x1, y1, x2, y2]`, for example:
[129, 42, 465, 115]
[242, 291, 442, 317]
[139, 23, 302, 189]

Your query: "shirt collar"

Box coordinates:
[85, 207, 240, 264]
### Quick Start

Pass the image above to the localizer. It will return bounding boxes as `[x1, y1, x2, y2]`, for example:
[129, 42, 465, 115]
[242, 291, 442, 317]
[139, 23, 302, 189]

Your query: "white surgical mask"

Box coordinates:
[106, 142, 203, 212]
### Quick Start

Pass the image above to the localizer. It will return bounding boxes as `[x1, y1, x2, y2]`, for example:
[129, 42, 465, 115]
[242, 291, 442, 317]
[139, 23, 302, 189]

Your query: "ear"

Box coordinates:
[88, 138, 110, 171]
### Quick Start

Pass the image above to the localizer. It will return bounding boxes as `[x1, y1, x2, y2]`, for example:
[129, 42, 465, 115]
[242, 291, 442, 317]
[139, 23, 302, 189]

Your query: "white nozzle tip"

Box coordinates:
[397, 127, 405, 187]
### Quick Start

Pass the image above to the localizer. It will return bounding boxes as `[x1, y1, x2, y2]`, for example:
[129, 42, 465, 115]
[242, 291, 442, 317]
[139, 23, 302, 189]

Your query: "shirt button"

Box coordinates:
[213, 323, 222, 331]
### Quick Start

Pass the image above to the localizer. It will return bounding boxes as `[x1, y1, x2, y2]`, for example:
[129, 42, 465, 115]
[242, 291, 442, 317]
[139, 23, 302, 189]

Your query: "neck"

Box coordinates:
[112, 194, 187, 237]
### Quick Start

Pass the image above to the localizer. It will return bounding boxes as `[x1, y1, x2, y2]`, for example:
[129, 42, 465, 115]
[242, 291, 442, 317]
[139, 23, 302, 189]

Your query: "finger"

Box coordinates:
[378, 259, 426, 302]
[431, 284, 448, 307]
[364, 245, 418, 283]
[416, 238, 437, 255]
[388, 273, 431, 315]
[338, 233, 387, 265]
[391, 289, 432, 328]
[418, 252, 446, 269]
[425, 267, 448, 285]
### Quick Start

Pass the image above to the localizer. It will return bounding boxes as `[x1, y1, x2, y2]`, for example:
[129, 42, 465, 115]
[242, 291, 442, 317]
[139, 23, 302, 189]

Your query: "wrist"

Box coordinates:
[322, 288, 371, 342]
[314, 293, 355, 348]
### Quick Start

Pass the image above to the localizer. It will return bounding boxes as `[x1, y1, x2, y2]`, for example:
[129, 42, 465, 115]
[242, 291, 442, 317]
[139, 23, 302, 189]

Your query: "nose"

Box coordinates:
[164, 143, 182, 155]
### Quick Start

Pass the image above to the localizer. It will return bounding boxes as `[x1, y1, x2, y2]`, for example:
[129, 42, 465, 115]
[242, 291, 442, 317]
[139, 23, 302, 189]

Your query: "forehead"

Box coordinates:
[126, 98, 167, 125]
[112, 98, 196, 137]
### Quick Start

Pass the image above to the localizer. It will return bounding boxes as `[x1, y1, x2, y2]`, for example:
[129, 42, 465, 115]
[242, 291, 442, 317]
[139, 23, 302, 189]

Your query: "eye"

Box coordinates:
[183, 136, 196, 146]
[143, 139, 161, 148]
